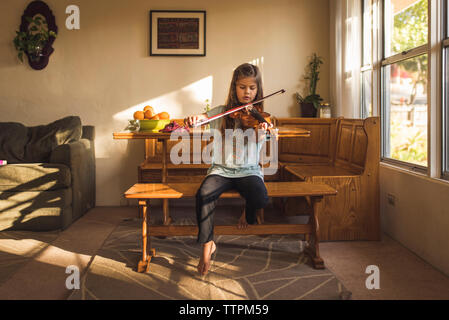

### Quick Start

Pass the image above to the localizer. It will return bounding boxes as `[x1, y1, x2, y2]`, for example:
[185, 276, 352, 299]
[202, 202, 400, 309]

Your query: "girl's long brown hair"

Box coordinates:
[222, 63, 264, 131]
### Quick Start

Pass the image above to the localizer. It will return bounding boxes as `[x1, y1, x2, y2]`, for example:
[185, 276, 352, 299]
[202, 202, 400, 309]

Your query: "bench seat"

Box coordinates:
[282, 164, 361, 180]
[125, 182, 337, 199]
[124, 181, 337, 273]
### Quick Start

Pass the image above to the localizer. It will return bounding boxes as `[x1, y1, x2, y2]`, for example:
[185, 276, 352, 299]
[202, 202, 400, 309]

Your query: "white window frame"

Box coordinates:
[361, 0, 374, 119]
[441, 0, 449, 179]
[379, 0, 431, 174]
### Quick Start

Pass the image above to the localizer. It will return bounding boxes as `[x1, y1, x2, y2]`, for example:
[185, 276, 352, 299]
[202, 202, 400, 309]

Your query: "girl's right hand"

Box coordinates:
[184, 113, 207, 127]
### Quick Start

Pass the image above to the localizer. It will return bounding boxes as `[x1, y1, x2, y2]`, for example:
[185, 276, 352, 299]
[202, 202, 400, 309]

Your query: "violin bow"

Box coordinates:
[192, 89, 286, 128]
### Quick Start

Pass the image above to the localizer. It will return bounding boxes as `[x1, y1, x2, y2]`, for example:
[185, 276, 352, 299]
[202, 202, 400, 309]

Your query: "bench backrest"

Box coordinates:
[274, 118, 338, 165]
[275, 117, 379, 175]
[334, 118, 367, 174]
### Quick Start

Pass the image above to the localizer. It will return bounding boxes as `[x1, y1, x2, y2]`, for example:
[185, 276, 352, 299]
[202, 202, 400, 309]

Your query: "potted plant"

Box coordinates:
[13, 15, 56, 63]
[296, 53, 324, 117]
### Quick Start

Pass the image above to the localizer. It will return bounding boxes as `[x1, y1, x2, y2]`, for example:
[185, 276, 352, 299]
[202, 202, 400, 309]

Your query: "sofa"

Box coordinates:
[0, 116, 95, 231]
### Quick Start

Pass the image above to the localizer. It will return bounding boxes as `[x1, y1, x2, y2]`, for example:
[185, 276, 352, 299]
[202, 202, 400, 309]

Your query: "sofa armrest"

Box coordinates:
[82, 125, 95, 141]
[49, 139, 96, 222]
[50, 139, 88, 165]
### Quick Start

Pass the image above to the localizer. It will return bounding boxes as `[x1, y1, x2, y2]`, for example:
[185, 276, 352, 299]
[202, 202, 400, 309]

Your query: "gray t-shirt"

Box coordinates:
[205, 105, 266, 180]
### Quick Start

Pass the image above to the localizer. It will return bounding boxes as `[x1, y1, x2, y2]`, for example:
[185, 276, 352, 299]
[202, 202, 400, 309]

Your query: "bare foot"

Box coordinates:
[238, 209, 248, 229]
[197, 240, 216, 276]
[256, 208, 264, 224]
[238, 208, 264, 228]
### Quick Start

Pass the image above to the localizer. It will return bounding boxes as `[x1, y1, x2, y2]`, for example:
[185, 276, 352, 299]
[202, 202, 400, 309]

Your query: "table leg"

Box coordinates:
[161, 139, 167, 181]
[161, 139, 173, 225]
[144, 139, 149, 160]
[137, 199, 156, 273]
[304, 196, 325, 269]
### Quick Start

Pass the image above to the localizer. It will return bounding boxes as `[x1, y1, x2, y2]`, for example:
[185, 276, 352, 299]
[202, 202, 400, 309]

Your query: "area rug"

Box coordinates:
[69, 206, 352, 300]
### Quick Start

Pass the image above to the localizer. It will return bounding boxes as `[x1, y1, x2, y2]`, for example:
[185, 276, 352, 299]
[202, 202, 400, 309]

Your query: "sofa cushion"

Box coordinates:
[0, 188, 72, 231]
[0, 116, 82, 164]
[25, 116, 82, 162]
[0, 163, 71, 191]
[0, 122, 29, 163]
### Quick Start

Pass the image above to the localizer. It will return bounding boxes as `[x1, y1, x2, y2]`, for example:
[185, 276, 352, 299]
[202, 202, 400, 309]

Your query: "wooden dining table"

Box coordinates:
[113, 125, 310, 224]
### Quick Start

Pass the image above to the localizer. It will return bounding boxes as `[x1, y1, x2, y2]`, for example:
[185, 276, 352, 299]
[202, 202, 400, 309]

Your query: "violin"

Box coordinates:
[228, 104, 272, 129]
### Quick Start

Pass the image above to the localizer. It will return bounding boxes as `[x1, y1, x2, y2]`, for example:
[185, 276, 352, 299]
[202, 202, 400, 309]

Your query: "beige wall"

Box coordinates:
[380, 164, 449, 276]
[0, 0, 330, 205]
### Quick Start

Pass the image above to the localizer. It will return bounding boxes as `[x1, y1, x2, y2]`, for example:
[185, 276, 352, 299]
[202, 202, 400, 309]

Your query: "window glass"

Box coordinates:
[444, 48, 449, 175]
[361, 70, 373, 118]
[384, 0, 428, 57]
[363, 0, 372, 66]
[383, 54, 428, 166]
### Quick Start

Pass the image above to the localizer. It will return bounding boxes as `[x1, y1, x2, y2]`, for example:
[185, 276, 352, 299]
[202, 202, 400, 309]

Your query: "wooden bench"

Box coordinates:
[124, 182, 337, 273]
[276, 117, 380, 240]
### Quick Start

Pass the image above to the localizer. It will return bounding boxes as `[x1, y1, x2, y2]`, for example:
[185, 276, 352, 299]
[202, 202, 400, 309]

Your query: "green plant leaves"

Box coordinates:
[296, 93, 323, 109]
[12, 15, 57, 63]
[297, 53, 325, 109]
[305, 94, 323, 109]
[295, 92, 304, 103]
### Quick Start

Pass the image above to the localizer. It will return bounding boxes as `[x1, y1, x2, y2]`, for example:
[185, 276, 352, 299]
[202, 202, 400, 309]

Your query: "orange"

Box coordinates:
[133, 111, 145, 120]
[143, 105, 154, 113]
[144, 109, 154, 119]
[150, 114, 160, 120]
[157, 112, 170, 119]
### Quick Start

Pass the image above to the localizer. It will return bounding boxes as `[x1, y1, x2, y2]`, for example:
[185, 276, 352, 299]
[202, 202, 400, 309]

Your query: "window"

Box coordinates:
[361, 0, 373, 118]
[381, 0, 428, 169]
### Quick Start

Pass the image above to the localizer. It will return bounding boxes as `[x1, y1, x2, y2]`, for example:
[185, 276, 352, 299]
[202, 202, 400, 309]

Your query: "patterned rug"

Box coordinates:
[69, 206, 352, 300]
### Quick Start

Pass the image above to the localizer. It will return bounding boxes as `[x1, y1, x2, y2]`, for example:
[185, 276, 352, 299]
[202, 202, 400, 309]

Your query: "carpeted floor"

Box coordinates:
[0, 230, 59, 287]
[3, 205, 448, 300]
[69, 212, 352, 300]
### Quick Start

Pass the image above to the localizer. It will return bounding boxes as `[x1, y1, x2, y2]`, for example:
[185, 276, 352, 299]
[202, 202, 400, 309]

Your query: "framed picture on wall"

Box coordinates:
[150, 10, 206, 56]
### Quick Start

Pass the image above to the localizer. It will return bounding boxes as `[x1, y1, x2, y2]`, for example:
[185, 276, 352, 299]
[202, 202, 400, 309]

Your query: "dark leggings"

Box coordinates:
[196, 174, 269, 244]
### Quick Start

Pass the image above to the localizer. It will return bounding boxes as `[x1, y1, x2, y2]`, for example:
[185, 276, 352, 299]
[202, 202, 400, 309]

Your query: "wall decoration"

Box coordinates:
[13, 0, 58, 70]
[150, 10, 206, 56]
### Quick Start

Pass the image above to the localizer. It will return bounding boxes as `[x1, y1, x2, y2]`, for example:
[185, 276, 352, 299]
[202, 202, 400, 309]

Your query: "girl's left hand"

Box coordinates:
[257, 122, 273, 141]
[258, 122, 273, 132]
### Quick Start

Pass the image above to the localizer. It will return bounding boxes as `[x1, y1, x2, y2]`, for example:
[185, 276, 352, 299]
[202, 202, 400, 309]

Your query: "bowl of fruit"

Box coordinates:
[133, 106, 171, 132]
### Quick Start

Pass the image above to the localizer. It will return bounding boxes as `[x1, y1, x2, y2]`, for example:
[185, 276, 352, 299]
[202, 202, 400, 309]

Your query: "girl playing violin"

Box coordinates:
[184, 63, 273, 276]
